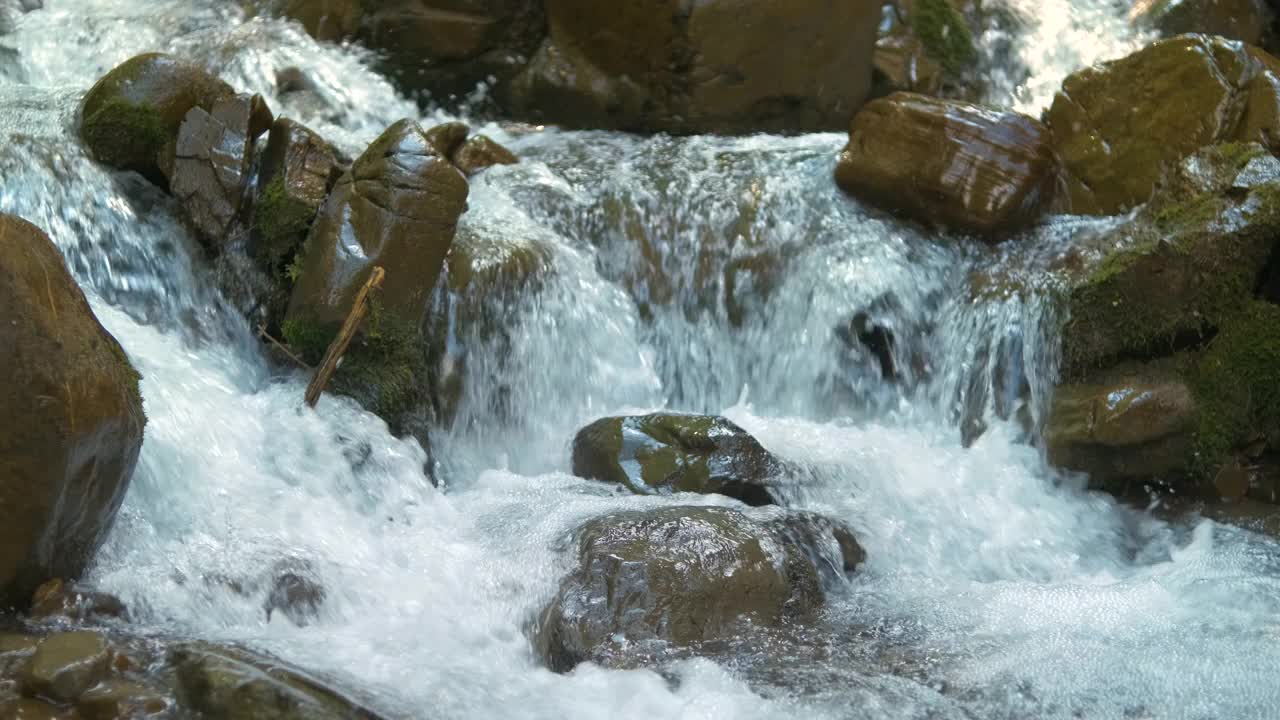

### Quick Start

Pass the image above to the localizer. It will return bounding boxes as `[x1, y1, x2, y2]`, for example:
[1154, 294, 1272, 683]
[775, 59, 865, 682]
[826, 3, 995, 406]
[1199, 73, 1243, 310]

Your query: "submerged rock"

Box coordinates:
[536, 507, 862, 672]
[283, 119, 468, 429]
[1047, 35, 1280, 215]
[79, 53, 233, 185]
[572, 413, 782, 505]
[173, 643, 386, 719]
[21, 631, 111, 703]
[836, 92, 1056, 236]
[170, 92, 273, 248]
[509, 0, 882, 134]
[0, 215, 145, 609]
[28, 579, 128, 623]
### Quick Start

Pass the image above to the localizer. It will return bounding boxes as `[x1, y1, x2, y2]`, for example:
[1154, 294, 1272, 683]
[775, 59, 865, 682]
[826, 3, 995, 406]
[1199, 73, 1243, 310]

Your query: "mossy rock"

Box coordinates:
[1132, 0, 1270, 46]
[1060, 143, 1280, 374]
[910, 0, 977, 76]
[80, 53, 233, 185]
[283, 119, 467, 431]
[1047, 35, 1280, 215]
[571, 413, 782, 506]
[1188, 301, 1280, 476]
[535, 506, 862, 672]
[0, 214, 145, 609]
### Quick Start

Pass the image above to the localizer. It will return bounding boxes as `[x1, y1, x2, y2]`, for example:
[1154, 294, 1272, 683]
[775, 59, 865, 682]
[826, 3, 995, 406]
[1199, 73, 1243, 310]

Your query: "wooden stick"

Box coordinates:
[257, 324, 312, 369]
[304, 266, 386, 407]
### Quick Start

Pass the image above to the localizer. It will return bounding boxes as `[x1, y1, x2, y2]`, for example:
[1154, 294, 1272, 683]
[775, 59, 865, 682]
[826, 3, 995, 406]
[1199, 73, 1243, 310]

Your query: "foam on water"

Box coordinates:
[4, 2, 1280, 718]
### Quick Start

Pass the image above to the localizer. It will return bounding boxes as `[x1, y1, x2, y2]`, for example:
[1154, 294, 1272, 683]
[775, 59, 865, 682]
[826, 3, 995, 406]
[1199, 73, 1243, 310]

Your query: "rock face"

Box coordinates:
[79, 53, 233, 185]
[509, 0, 882, 134]
[1047, 35, 1280, 215]
[1046, 143, 1280, 494]
[572, 413, 782, 505]
[283, 119, 469, 427]
[0, 215, 146, 608]
[873, 0, 980, 97]
[170, 93, 273, 248]
[271, 0, 546, 101]
[536, 507, 863, 672]
[836, 92, 1057, 236]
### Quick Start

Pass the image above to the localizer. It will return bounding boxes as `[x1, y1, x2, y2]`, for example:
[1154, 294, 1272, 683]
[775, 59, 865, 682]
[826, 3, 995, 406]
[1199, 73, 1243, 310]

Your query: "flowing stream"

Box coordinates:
[3, 2, 1279, 718]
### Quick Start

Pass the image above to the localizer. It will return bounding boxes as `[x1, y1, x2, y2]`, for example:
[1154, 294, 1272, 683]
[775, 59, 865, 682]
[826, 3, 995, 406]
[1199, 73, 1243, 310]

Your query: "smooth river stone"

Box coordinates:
[835, 91, 1056, 237]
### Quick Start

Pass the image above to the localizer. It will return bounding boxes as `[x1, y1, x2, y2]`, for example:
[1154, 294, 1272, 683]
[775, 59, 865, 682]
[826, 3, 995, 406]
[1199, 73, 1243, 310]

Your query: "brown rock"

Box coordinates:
[281, 119, 468, 426]
[77, 680, 169, 720]
[170, 93, 272, 249]
[79, 53, 233, 185]
[510, 0, 882, 134]
[423, 121, 470, 159]
[0, 215, 145, 609]
[21, 632, 111, 703]
[29, 579, 127, 623]
[1047, 35, 1280, 215]
[252, 117, 341, 271]
[450, 134, 517, 175]
[835, 92, 1057, 236]
[1130, 0, 1271, 46]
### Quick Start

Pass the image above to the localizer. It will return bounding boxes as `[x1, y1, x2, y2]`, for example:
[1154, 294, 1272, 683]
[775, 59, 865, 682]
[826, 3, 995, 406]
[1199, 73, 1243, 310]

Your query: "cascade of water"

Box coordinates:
[5, 2, 1280, 718]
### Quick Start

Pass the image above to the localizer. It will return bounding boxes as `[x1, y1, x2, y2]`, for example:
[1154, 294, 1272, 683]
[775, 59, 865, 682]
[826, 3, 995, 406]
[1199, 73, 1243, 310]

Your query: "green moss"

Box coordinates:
[1188, 301, 1280, 475]
[254, 177, 315, 269]
[911, 0, 978, 76]
[281, 303, 425, 427]
[1150, 193, 1227, 234]
[1211, 141, 1269, 170]
[81, 98, 169, 175]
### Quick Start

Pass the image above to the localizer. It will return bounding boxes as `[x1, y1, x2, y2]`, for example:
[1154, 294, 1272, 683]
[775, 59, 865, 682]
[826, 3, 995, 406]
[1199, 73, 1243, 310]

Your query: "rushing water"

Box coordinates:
[3, 1, 1280, 718]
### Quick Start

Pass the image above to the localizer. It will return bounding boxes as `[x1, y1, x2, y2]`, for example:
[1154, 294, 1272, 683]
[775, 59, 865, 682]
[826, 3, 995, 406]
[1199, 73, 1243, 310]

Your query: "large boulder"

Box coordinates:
[79, 53, 233, 185]
[1047, 35, 1280, 215]
[835, 92, 1057, 236]
[571, 413, 783, 506]
[267, 0, 546, 101]
[535, 507, 863, 672]
[1045, 143, 1280, 495]
[0, 215, 146, 609]
[283, 119, 469, 429]
[508, 0, 883, 134]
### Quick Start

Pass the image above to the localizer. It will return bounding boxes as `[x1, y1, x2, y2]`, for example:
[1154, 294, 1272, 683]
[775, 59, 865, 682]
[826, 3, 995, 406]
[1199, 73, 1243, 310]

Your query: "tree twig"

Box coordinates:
[304, 266, 386, 407]
[257, 324, 311, 370]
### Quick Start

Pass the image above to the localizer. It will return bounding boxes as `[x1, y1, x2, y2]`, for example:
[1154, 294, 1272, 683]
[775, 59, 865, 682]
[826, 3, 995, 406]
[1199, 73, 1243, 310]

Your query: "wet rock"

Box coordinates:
[21, 631, 110, 703]
[172, 643, 387, 720]
[79, 53, 233, 185]
[0, 698, 76, 720]
[282, 119, 468, 429]
[449, 134, 517, 176]
[423, 121, 470, 159]
[0, 215, 145, 608]
[1047, 35, 1280, 215]
[29, 579, 127, 623]
[1131, 0, 1271, 45]
[1045, 365, 1198, 492]
[252, 117, 341, 274]
[874, 0, 980, 97]
[77, 679, 169, 719]
[1060, 143, 1280, 373]
[426, 224, 555, 426]
[536, 507, 860, 672]
[509, 0, 882, 134]
[835, 92, 1056, 236]
[170, 93, 272, 249]
[268, 0, 545, 102]
[571, 413, 782, 506]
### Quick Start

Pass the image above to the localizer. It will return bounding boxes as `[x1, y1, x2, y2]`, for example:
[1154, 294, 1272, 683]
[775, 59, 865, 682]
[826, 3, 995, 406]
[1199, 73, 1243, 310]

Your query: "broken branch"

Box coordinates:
[304, 266, 386, 408]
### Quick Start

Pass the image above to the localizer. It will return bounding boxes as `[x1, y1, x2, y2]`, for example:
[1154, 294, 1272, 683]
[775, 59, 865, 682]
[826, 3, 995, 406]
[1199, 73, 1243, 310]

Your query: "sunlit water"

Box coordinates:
[3, 1, 1279, 718]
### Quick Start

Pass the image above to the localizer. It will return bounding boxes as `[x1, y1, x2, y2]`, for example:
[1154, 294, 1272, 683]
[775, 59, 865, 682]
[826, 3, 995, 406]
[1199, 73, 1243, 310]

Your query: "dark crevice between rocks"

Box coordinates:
[1066, 323, 1220, 381]
[836, 311, 898, 382]
[1259, 240, 1280, 304]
